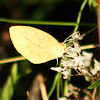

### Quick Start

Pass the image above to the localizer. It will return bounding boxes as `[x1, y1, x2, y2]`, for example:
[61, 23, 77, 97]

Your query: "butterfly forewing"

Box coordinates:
[9, 26, 65, 64]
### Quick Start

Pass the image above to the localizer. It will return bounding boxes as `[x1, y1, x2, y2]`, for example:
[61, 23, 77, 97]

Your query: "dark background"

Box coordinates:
[0, 0, 98, 100]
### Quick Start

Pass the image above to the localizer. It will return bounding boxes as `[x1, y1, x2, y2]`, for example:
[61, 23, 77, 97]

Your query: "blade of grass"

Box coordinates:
[0, 56, 26, 64]
[57, 73, 61, 99]
[0, 63, 18, 100]
[63, 80, 69, 96]
[88, 78, 100, 89]
[48, 73, 59, 98]
[0, 18, 96, 26]
[96, 0, 100, 48]
[38, 74, 49, 100]
[73, 0, 88, 33]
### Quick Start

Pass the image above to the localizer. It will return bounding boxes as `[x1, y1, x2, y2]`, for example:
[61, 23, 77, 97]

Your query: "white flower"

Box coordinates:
[65, 46, 78, 58]
[73, 56, 84, 69]
[64, 31, 83, 43]
[61, 59, 74, 68]
[61, 70, 70, 79]
[73, 42, 81, 54]
[82, 51, 93, 66]
[50, 66, 70, 79]
[64, 41, 81, 58]
[62, 55, 85, 70]
[91, 59, 100, 75]
[82, 51, 93, 60]
[59, 97, 67, 100]
[71, 32, 83, 41]
[50, 67, 62, 72]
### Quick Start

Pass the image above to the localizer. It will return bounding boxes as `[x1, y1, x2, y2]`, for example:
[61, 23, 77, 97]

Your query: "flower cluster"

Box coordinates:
[51, 32, 100, 79]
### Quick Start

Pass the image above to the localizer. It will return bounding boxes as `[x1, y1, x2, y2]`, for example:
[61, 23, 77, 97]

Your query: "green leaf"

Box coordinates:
[48, 73, 59, 98]
[0, 63, 18, 100]
[88, 78, 100, 89]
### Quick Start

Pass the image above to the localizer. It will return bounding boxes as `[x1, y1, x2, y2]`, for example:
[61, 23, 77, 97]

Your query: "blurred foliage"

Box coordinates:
[88, 78, 100, 89]
[0, 0, 99, 100]
[0, 63, 18, 100]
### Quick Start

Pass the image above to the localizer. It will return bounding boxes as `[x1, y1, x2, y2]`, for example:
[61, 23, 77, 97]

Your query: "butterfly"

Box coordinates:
[9, 25, 83, 64]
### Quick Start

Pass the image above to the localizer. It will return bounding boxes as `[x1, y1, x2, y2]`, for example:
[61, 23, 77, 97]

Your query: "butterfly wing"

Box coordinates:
[9, 26, 64, 64]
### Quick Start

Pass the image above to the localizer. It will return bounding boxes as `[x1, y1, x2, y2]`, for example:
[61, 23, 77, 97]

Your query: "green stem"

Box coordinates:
[73, 0, 88, 33]
[0, 18, 96, 26]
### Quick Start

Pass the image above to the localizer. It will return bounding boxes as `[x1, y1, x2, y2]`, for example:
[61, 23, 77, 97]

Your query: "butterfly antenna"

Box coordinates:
[81, 26, 97, 37]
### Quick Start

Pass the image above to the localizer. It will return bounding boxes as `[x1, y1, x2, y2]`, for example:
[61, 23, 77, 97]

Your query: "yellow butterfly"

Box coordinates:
[9, 26, 66, 64]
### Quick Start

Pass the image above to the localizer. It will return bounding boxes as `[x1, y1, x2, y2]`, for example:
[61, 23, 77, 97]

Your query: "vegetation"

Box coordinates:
[0, 0, 100, 100]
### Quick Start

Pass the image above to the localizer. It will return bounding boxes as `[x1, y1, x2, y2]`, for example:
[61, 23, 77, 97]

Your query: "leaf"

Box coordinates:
[0, 63, 18, 100]
[88, 78, 100, 89]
